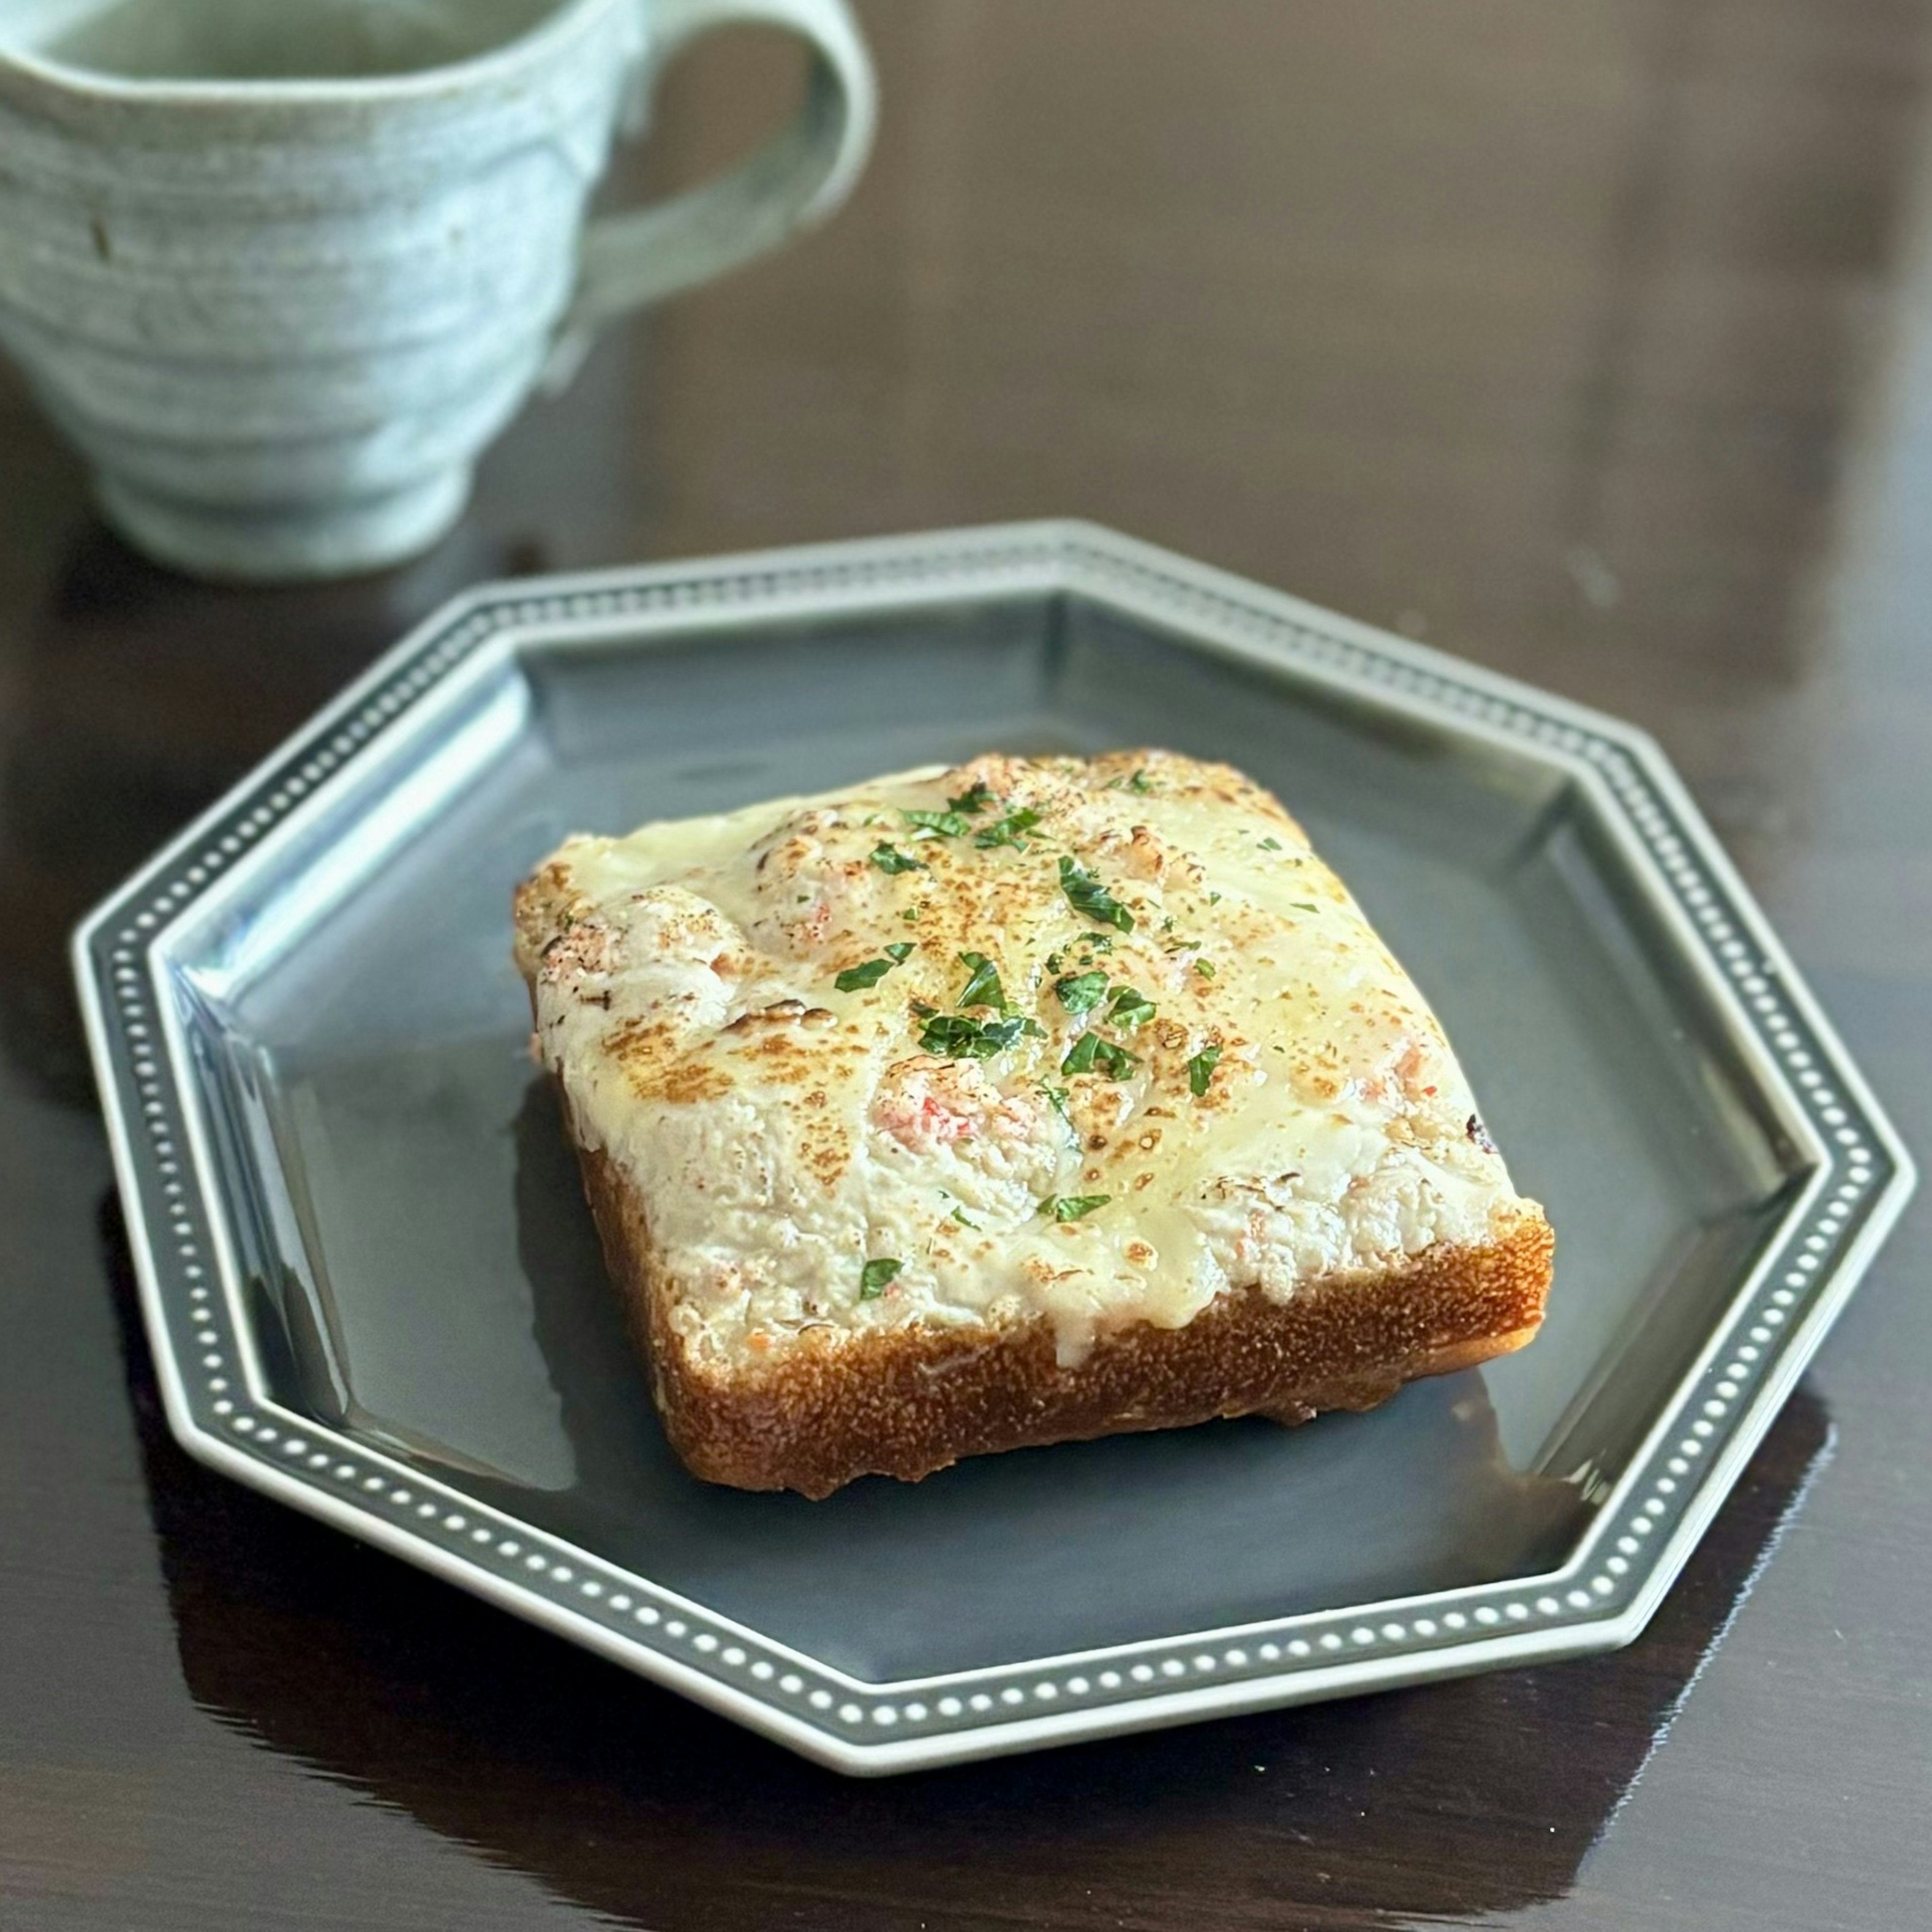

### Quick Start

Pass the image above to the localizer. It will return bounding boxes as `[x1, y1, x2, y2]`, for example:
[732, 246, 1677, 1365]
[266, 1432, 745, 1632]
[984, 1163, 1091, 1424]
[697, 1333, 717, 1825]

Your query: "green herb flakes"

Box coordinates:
[1258, 836, 1283, 851]
[1062, 1032, 1138, 1079]
[974, 806, 1043, 851]
[1106, 985, 1157, 1028]
[1059, 856, 1135, 933]
[1053, 970, 1109, 1015]
[858, 1257, 902, 1299]
[1195, 959, 1216, 978]
[1040, 1194, 1110, 1222]
[1106, 769, 1155, 794]
[950, 1206, 981, 1230]
[835, 958, 897, 993]
[920, 1012, 1029, 1059]
[947, 781, 999, 814]
[905, 808, 971, 840]
[1188, 1044, 1224, 1097]
[833, 942, 913, 993]
[1291, 902, 1319, 914]
[1039, 1083, 1072, 1120]
[955, 950, 1008, 1012]
[870, 843, 925, 874]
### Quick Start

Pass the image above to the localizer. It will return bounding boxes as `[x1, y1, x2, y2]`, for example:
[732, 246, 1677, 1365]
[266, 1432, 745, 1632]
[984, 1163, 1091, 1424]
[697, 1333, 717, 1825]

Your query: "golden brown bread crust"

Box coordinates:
[568, 1114, 1554, 1500]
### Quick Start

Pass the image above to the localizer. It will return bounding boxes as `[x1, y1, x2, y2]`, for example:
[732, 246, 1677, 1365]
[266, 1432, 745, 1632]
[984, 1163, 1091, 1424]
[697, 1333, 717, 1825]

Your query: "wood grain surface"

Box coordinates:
[3, 4, 1929, 1927]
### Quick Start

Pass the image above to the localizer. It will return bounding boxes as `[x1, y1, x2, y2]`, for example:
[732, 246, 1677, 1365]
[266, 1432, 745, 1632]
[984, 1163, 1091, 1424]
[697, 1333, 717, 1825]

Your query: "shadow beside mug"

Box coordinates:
[0, 0, 874, 582]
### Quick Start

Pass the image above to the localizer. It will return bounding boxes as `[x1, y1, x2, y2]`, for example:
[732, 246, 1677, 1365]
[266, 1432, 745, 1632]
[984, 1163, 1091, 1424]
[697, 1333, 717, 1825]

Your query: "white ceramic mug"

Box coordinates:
[0, 0, 874, 579]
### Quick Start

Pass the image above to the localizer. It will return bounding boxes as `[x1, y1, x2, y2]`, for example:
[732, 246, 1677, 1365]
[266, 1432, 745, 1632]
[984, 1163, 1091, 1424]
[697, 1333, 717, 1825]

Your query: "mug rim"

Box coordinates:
[0, 0, 615, 108]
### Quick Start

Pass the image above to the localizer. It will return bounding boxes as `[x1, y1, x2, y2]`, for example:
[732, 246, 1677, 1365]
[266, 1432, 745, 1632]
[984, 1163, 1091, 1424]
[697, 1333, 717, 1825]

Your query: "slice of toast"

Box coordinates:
[514, 751, 1553, 1498]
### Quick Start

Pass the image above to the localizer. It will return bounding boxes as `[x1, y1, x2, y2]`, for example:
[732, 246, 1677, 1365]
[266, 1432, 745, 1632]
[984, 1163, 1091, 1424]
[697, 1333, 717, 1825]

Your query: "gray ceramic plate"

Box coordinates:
[75, 523, 1913, 1774]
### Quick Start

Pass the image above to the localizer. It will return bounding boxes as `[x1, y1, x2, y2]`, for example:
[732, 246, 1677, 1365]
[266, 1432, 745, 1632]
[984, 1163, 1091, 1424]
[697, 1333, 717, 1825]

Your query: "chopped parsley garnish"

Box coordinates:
[1106, 769, 1155, 794]
[947, 781, 999, 814]
[859, 1257, 902, 1299]
[1195, 959, 1216, 978]
[955, 950, 1008, 1012]
[1039, 1083, 1072, 1120]
[1062, 1032, 1138, 1079]
[974, 806, 1042, 851]
[905, 808, 972, 840]
[1209, 891, 1222, 905]
[1059, 855, 1135, 933]
[1040, 1194, 1110, 1222]
[1054, 970, 1109, 1015]
[902, 907, 921, 922]
[1106, 985, 1157, 1028]
[837, 942, 915, 992]
[1258, 836, 1283, 851]
[950, 1206, 981, 1230]
[1188, 1044, 1223, 1097]
[1291, 902, 1319, 913]
[835, 957, 903, 992]
[920, 1012, 1031, 1059]
[871, 842, 926, 874]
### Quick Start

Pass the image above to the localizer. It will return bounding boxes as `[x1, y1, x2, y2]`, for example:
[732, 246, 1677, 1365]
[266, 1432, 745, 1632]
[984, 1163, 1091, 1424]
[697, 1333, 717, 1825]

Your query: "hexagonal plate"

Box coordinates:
[75, 523, 1913, 1774]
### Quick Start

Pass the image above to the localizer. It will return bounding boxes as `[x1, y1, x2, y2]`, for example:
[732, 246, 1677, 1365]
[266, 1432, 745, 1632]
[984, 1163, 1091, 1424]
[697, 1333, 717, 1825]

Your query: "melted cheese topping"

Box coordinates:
[515, 751, 1531, 1367]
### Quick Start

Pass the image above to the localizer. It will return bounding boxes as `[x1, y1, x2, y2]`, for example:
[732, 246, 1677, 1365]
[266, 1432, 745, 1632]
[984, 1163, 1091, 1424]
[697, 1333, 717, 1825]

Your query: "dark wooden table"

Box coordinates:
[5, 4, 1929, 1927]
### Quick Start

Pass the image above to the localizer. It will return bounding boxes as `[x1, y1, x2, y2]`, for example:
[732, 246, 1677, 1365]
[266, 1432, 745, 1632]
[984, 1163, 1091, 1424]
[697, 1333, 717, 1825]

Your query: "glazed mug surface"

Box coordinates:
[0, 0, 875, 578]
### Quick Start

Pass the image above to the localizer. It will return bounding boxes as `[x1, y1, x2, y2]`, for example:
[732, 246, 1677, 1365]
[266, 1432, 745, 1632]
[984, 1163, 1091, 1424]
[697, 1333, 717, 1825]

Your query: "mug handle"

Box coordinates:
[545, 0, 876, 387]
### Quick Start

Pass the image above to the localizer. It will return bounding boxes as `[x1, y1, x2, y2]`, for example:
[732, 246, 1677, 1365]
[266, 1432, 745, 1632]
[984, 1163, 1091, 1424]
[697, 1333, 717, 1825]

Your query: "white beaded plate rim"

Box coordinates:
[73, 520, 1916, 1775]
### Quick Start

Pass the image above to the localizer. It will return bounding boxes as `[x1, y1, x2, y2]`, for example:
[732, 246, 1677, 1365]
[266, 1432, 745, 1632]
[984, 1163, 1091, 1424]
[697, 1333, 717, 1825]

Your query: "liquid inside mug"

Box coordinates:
[0, 0, 874, 578]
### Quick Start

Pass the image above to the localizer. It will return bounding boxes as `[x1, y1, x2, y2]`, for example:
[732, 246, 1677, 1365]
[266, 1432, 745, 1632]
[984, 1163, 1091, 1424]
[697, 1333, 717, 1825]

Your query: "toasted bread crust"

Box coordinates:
[569, 1113, 1553, 1499]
